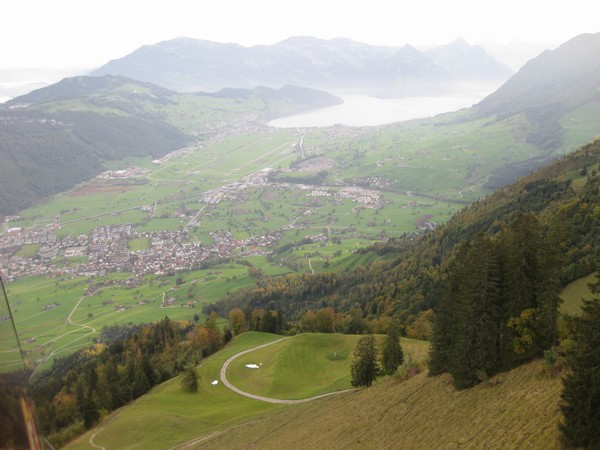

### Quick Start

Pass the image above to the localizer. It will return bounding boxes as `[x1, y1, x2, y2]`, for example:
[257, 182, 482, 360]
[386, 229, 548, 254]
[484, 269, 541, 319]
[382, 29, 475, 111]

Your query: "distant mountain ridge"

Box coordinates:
[7, 75, 175, 105]
[3, 32, 600, 217]
[473, 32, 600, 158]
[91, 36, 513, 95]
[476, 32, 600, 119]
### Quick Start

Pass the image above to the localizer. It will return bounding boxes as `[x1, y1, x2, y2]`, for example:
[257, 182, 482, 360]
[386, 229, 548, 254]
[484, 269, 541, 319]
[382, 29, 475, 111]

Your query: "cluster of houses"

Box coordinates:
[97, 166, 148, 179]
[0, 220, 281, 282]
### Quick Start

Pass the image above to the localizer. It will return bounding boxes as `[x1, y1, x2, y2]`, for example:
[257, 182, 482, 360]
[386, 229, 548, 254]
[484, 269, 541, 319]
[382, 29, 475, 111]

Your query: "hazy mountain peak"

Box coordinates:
[399, 43, 421, 54]
[424, 38, 513, 81]
[476, 31, 600, 120]
[91, 35, 513, 94]
[448, 36, 470, 47]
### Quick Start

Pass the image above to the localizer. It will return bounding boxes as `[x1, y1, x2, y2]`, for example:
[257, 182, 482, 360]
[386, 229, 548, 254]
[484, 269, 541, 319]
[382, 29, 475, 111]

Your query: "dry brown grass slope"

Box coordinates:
[193, 359, 563, 450]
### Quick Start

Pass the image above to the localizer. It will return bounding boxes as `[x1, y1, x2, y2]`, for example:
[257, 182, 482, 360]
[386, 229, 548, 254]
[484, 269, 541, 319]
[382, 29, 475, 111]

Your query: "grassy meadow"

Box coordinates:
[560, 272, 596, 315]
[64, 332, 429, 450]
[62, 331, 567, 450]
[226, 333, 429, 399]
[1, 264, 259, 372]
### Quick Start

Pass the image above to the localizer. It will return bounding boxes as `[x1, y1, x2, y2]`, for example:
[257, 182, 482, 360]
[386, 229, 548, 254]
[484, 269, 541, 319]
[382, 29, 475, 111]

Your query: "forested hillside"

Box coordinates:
[26, 316, 226, 447]
[0, 109, 190, 216]
[206, 138, 600, 335]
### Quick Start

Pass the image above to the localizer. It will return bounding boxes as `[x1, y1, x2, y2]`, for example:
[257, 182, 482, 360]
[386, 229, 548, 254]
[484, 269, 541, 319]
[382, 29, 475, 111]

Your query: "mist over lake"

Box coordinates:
[268, 92, 492, 128]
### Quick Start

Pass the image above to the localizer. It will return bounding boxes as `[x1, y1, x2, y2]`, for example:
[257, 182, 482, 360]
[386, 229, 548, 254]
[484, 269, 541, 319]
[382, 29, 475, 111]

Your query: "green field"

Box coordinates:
[560, 272, 596, 315]
[64, 332, 429, 450]
[0, 264, 260, 372]
[226, 333, 428, 399]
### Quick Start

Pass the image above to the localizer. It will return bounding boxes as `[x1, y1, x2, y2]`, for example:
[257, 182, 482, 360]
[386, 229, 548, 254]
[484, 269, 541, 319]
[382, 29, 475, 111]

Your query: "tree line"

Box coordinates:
[428, 213, 561, 388]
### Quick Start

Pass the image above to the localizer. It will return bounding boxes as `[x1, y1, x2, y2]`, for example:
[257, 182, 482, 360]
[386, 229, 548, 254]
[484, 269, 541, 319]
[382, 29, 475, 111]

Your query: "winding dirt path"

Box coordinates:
[220, 337, 353, 404]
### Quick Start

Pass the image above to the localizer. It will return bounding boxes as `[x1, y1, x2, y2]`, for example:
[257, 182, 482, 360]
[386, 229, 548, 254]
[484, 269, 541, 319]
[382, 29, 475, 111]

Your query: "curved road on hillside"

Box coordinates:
[220, 337, 353, 404]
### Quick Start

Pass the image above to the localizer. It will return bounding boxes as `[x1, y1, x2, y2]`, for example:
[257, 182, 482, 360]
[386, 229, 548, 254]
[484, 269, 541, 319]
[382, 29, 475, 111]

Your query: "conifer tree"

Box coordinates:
[382, 320, 404, 375]
[533, 227, 563, 350]
[132, 363, 151, 398]
[351, 335, 379, 387]
[429, 241, 472, 375]
[449, 233, 501, 389]
[499, 214, 541, 317]
[181, 366, 199, 393]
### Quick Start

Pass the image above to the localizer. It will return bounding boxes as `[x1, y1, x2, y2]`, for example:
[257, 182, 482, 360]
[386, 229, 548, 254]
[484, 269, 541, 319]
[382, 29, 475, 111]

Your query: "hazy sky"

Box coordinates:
[2, 0, 598, 69]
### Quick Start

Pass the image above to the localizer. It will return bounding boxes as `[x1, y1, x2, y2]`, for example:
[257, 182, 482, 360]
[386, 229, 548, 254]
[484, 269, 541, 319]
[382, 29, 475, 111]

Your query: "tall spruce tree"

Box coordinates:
[449, 233, 501, 389]
[499, 214, 541, 313]
[429, 241, 472, 375]
[351, 335, 379, 387]
[533, 225, 563, 350]
[498, 214, 542, 366]
[382, 320, 404, 375]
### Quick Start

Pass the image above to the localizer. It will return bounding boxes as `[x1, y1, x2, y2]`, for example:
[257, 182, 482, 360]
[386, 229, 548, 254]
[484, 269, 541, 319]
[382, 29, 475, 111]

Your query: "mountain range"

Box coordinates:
[91, 36, 513, 95]
[2, 32, 600, 218]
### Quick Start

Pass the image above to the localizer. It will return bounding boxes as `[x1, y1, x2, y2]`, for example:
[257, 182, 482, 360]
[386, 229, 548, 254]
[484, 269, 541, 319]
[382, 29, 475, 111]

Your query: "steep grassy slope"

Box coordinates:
[198, 359, 563, 450]
[560, 273, 596, 315]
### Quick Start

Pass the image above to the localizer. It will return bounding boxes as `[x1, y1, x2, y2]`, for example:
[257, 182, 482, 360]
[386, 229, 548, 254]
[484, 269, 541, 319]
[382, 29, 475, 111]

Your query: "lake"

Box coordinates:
[268, 92, 492, 128]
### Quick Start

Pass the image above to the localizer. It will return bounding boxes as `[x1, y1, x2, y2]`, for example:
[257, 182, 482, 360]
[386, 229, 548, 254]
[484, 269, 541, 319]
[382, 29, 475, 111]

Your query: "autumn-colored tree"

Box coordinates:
[316, 307, 336, 333]
[406, 309, 434, 340]
[301, 309, 317, 332]
[229, 307, 247, 336]
[51, 388, 78, 429]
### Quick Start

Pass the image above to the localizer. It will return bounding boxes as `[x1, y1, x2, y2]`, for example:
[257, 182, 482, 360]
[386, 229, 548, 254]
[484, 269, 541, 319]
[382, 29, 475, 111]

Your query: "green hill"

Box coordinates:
[474, 32, 600, 157]
[63, 332, 561, 450]
[61, 332, 428, 450]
